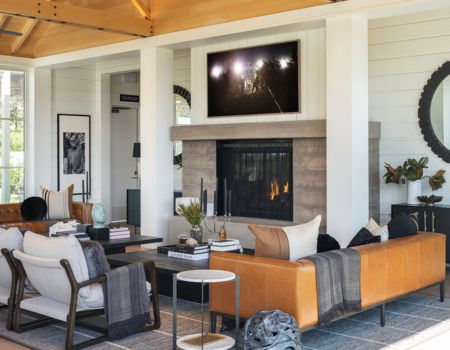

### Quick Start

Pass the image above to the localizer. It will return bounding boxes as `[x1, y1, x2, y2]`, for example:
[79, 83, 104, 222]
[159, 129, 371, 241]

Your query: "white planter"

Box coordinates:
[406, 180, 422, 204]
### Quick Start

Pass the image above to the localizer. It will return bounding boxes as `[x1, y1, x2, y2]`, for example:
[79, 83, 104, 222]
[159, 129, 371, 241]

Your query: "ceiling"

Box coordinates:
[0, 0, 340, 58]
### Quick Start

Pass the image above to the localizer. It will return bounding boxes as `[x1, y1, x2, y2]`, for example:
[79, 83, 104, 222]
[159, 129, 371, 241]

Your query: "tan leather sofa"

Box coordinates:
[210, 232, 446, 330]
[0, 202, 93, 234]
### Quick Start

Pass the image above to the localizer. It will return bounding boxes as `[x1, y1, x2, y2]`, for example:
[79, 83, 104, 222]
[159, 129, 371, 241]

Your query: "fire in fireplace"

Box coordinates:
[217, 139, 293, 221]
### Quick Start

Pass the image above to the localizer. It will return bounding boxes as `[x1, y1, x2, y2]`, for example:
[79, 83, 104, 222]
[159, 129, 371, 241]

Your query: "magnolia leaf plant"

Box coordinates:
[384, 157, 446, 191]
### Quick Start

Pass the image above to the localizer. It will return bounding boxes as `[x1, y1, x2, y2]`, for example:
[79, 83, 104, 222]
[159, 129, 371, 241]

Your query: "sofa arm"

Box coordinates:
[210, 252, 318, 329]
[72, 202, 93, 224]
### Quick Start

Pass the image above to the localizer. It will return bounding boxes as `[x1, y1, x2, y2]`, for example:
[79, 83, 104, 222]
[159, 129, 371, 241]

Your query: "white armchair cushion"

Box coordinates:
[23, 232, 90, 297]
[0, 227, 23, 290]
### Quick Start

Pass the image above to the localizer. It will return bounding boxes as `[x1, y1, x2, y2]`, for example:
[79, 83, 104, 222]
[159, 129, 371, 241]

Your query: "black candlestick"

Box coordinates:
[200, 177, 203, 213]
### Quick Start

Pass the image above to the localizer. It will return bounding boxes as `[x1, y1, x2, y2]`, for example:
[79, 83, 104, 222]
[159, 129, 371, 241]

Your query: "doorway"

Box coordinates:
[111, 107, 139, 221]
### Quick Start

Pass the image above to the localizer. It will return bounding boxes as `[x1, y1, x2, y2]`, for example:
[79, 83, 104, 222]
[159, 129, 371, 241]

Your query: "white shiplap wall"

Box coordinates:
[191, 27, 325, 124]
[51, 67, 98, 201]
[369, 9, 450, 223]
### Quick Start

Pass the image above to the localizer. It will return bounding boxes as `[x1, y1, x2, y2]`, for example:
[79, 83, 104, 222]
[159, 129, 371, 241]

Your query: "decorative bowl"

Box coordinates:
[417, 195, 443, 207]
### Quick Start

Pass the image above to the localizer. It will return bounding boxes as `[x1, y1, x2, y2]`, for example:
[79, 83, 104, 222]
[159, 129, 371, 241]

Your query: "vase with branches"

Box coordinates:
[383, 157, 446, 204]
[177, 200, 203, 244]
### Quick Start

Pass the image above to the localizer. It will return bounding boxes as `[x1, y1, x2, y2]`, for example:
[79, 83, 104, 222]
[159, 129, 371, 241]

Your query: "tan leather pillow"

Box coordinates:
[248, 215, 321, 261]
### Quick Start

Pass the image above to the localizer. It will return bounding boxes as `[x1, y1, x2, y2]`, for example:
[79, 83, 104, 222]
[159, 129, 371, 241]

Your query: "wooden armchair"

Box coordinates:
[11, 250, 160, 350]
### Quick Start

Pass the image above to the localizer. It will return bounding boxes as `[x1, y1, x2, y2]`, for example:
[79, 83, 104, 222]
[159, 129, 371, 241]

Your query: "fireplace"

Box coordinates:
[217, 139, 293, 221]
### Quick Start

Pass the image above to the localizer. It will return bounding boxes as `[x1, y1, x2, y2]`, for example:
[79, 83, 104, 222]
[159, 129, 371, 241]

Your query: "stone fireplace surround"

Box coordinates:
[169, 120, 380, 248]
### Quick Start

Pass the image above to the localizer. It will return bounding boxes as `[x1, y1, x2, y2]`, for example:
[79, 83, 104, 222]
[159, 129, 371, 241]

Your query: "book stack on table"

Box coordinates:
[210, 239, 241, 252]
[109, 227, 131, 240]
[50, 230, 90, 241]
[168, 244, 210, 261]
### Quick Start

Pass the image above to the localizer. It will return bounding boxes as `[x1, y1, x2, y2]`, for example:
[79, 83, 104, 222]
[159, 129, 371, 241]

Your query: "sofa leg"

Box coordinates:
[440, 281, 445, 302]
[210, 312, 217, 333]
[379, 304, 385, 327]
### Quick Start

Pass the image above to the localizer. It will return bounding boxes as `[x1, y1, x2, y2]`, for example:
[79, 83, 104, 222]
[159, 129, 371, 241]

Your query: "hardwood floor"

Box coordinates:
[0, 337, 30, 350]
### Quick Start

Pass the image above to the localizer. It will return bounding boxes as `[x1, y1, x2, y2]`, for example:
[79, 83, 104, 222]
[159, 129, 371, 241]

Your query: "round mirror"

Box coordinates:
[419, 61, 450, 162]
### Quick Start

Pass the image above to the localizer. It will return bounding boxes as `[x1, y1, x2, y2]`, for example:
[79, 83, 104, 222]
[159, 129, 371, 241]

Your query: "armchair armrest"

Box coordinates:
[210, 252, 319, 329]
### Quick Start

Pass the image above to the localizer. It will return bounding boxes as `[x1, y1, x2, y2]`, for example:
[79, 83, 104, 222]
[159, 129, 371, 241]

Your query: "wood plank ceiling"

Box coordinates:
[0, 0, 341, 58]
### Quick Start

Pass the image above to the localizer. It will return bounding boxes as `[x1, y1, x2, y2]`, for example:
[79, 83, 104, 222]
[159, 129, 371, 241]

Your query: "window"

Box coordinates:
[0, 69, 25, 203]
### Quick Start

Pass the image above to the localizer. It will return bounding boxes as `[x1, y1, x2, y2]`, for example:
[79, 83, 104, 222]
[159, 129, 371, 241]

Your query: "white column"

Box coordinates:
[326, 15, 369, 247]
[30, 68, 52, 195]
[140, 47, 174, 243]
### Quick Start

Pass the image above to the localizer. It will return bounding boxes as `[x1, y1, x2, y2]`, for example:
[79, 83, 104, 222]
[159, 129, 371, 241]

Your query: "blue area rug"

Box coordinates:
[0, 293, 450, 349]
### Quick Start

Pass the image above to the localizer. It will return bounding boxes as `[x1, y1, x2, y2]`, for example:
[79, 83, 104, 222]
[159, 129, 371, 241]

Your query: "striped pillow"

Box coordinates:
[248, 215, 321, 261]
[40, 185, 74, 220]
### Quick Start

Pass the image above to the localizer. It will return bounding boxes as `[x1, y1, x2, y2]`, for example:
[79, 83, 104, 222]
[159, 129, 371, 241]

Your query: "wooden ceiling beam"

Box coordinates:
[0, 14, 7, 28]
[0, 0, 153, 37]
[11, 19, 37, 54]
[130, 0, 151, 20]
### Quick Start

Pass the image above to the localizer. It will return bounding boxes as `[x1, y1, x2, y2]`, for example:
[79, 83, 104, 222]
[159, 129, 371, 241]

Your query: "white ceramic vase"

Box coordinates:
[406, 180, 422, 205]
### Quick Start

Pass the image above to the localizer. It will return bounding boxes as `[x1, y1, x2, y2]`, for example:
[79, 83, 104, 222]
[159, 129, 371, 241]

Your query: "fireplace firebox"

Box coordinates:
[217, 139, 293, 221]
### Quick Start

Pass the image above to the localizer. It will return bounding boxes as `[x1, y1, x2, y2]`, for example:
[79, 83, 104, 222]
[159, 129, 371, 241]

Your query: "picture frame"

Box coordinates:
[207, 40, 300, 117]
[57, 114, 91, 196]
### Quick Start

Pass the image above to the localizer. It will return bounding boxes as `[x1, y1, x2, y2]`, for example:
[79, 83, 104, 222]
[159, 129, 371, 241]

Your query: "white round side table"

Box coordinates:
[173, 269, 240, 350]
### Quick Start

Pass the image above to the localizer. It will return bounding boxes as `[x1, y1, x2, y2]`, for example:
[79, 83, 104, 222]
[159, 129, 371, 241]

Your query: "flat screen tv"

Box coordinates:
[207, 41, 299, 117]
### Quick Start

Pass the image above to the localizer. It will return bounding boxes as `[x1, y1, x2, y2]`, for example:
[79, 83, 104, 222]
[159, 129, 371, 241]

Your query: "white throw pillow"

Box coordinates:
[282, 215, 322, 261]
[23, 231, 90, 297]
[0, 227, 23, 251]
[0, 227, 23, 290]
[365, 218, 389, 242]
[40, 185, 74, 220]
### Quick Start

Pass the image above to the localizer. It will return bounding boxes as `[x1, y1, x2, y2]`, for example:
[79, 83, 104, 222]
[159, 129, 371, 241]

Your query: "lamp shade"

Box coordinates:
[132, 142, 141, 158]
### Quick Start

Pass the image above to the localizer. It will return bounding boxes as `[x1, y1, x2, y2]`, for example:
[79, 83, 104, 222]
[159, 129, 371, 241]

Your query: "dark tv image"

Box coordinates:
[207, 41, 299, 117]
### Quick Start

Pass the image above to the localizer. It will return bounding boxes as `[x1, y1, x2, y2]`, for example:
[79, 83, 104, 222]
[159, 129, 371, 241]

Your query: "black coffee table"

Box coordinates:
[107, 249, 209, 302]
[98, 235, 162, 255]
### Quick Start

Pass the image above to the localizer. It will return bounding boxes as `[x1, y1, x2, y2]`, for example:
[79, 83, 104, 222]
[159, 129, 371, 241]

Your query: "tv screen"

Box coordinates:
[207, 41, 299, 117]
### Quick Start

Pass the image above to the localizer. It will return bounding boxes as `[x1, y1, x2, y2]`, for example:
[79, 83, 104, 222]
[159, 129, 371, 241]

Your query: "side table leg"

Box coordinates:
[201, 281, 205, 350]
[235, 275, 240, 346]
[173, 274, 177, 350]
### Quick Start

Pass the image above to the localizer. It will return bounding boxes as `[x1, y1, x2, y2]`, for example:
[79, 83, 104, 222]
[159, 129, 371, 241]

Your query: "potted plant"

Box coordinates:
[384, 157, 446, 204]
[177, 200, 202, 243]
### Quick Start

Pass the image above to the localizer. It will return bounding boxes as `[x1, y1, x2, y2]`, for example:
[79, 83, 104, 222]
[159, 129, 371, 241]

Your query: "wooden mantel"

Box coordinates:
[170, 120, 380, 141]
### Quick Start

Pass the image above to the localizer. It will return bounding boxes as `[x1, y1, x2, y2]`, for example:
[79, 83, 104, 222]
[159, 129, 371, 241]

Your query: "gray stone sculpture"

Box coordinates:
[242, 310, 301, 350]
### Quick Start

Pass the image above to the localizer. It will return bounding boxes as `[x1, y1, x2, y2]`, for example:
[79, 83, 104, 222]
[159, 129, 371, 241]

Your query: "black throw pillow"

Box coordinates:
[317, 233, 340, 253]
[20, 197, 47, 221]
[388, 212, 418, 239]
[348, 227, 381, 248]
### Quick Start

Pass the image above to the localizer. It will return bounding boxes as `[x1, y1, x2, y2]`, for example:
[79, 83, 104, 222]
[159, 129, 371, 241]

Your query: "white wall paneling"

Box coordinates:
[50, 67, 97, 200]
[369, 8, 450, 224]
[326, 15, 369, 247]
[191, 27, 326, 124]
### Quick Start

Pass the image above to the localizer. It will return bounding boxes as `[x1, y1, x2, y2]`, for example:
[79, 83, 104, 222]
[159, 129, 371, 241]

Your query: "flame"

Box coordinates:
[270, 178, 280, 200]
[283, 181, 289, 193]
[269, 178, 289, 200]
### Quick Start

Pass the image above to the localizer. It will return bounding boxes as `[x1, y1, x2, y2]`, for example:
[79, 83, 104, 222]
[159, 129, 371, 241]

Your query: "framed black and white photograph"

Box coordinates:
[57, 114, 91, 195]
[207, 41, 300, 117]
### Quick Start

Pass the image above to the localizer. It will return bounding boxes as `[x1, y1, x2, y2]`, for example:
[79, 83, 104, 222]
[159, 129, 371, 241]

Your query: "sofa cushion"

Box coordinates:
[365, 218, 389, 242]
[40, 185, 74, 220]
[248, 215, 321, 261]
[388, 212, 418, 239]
[23, 231, 90, 297]
[21, 197, 48, 221]
[317, 233, 340, 253]
[348, 227, 381, 248]
[0, 227, 23, 289]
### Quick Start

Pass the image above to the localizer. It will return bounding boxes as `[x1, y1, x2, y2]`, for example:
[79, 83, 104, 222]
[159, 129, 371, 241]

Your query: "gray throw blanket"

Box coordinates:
[305, 248, 362, 325]
[104, 262, 151, 340]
